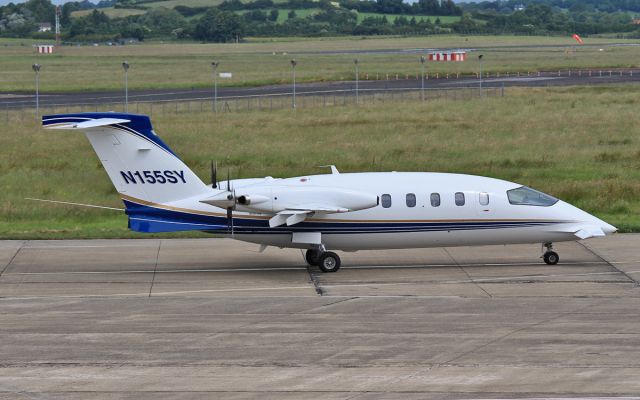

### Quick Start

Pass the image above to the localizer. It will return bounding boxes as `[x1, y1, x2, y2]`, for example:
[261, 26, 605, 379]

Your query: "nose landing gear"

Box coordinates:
[305, 248, 341, 273]
[542, 242, 559, 265]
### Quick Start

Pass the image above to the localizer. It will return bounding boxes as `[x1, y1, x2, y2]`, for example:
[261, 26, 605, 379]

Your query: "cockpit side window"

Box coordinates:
[507, 186, 558, 207]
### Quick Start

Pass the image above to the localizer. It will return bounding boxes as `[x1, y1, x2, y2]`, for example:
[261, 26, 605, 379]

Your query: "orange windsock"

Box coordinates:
[572, 34, 584, 44]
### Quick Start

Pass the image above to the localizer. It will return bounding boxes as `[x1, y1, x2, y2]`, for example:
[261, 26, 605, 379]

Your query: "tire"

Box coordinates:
[305, 249, 320, 266]
[318, 252, 341, 273]
[543, 251, 559, 265]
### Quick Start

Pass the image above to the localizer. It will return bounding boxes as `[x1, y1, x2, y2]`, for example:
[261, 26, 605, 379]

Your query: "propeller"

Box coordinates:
[226, 168, 234, 236]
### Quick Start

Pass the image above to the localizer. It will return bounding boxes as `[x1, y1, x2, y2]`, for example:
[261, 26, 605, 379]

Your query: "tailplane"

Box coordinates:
[42, 112, 211, 208]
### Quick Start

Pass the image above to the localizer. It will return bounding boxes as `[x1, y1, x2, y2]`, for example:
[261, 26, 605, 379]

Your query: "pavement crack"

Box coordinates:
[443, 248, 492, 298]
[579, 241, 639, 287]
[148, 240, 162, 297]
[444, 297, 613, 365]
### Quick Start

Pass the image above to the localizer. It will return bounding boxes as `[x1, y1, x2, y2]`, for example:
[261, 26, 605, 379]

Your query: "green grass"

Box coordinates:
[2, 35, 639, 93]
[1, 85, 639, 238]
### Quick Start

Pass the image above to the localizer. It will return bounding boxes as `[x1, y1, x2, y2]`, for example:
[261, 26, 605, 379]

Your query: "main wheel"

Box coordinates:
[305, 249, 321, 266]
[318, 252, 341, 273]
[543, 251, 559, 265]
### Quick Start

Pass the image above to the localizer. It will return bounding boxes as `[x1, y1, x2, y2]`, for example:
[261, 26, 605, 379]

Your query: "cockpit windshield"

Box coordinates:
[507, 186, 558, 207]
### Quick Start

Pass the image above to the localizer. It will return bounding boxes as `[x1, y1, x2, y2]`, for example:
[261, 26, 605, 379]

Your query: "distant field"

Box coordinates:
[143, 0, 227, 8]
[71, 7, 148, 18]
[238, 8, 320, 23]
[1, 35, 639, 93]
[355, 12, 459, 24]
[0, 85, 638, 238]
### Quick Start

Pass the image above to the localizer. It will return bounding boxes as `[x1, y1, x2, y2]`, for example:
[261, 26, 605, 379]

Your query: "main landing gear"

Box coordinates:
[542, 242, 559, 265]
[305, 248, 341, 273]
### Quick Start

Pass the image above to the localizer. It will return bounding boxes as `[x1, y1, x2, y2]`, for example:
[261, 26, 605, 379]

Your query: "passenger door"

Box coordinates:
[476, 191, 495, 216]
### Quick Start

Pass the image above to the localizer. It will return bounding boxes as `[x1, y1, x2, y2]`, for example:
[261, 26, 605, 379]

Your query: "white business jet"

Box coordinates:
[42, 113, 616, 273]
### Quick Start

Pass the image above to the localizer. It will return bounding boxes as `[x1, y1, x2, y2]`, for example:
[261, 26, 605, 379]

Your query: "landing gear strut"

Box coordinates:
[542, 242, 559, 265]
[305, 248, 341, 273]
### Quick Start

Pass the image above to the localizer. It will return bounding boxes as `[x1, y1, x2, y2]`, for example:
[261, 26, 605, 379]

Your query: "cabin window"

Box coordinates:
[430, 193, 440, 207]
[455, 192, 465, 206]
[406, 193, 416, 207]
[507, 186, 558, 207]
[479, 192, 490, 206]
[381, 194, 392, 208]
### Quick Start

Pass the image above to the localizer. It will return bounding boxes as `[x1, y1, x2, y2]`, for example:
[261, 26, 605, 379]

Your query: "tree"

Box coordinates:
[193, 9, 244, 42]
[140, 7, 186, 35]
[269, 9, 279, 21]
[288, 10, 297, 19]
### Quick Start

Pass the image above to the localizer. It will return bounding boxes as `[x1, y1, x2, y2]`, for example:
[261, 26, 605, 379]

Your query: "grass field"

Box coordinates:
[71, 7, 148, 18]
[1, 35, 640, 93]
[0, 85, 638, 238]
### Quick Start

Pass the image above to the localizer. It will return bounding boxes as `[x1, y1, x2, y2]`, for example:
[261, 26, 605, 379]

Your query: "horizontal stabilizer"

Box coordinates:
[44, 118, 130, 130]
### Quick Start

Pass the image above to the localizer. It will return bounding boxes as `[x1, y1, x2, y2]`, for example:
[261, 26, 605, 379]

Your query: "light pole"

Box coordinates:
[122, 61, 129, 112]
[211, 61, 219, 112]
[32, 64, 40, 118]
[354, 58, 359, 104]
[478, 54, 483, 97]
[420, 56, 426, 102]
[290, 59, 297, 109]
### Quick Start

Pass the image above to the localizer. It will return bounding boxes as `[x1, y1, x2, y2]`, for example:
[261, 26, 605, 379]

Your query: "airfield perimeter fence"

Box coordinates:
[3, 86, 504, 122]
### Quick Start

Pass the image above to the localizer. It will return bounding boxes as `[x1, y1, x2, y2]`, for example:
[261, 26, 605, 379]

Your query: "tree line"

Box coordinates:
[2, 0, 640, 42]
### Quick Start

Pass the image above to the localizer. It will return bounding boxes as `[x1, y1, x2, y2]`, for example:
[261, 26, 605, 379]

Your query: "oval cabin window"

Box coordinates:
[381, 194, 392, 208]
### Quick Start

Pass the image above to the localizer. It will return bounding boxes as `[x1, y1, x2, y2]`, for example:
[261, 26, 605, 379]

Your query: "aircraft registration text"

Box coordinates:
[120, 170, 186, 184]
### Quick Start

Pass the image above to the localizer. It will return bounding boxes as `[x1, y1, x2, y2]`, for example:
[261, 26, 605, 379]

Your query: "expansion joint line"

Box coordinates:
[0, 241, 24, 279]
[302, 250, 324, 296]
[443, 248, 492, 298]
[578, 241, 639, 287]
[148, 240, 162, 297]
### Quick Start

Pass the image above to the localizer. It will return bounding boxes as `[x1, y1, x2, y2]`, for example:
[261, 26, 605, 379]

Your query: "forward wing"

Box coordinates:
[552, 225, 606, 240]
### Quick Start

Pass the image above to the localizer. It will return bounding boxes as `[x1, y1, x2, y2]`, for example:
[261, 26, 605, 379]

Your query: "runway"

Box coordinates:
[1, 235, 640, 399]
[3, 70, 640, 109]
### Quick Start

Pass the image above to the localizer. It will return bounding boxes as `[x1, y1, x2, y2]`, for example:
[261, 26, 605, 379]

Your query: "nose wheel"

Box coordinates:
[542, 243, 559, 265]
[305, 249, 341, 273]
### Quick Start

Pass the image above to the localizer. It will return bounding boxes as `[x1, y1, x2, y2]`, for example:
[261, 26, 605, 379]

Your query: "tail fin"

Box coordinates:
[43, 113, 211, 206]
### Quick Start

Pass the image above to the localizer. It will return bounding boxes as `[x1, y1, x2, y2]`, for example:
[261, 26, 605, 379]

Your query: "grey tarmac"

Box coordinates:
[1, 235, 640, 399]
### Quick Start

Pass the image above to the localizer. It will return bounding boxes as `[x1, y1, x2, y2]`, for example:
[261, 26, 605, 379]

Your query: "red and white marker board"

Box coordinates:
[427, 51, 466, 62]
[36, 45, 54, 54]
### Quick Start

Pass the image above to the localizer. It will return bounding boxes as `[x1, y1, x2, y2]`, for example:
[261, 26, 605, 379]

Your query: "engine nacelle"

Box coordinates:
[235, 186, 379, 214]
[201, 185, 379, 215]
[237, 194, 269, 206]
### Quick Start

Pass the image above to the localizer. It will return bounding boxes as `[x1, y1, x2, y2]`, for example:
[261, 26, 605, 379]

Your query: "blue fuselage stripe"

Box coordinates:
[123, 200, 562, 234]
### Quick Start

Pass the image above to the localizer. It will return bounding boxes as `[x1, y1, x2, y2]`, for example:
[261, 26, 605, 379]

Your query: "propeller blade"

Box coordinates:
[226, 207, 233, 234]
[226, 168, 230, 192]
[211, 161, 217, 189]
